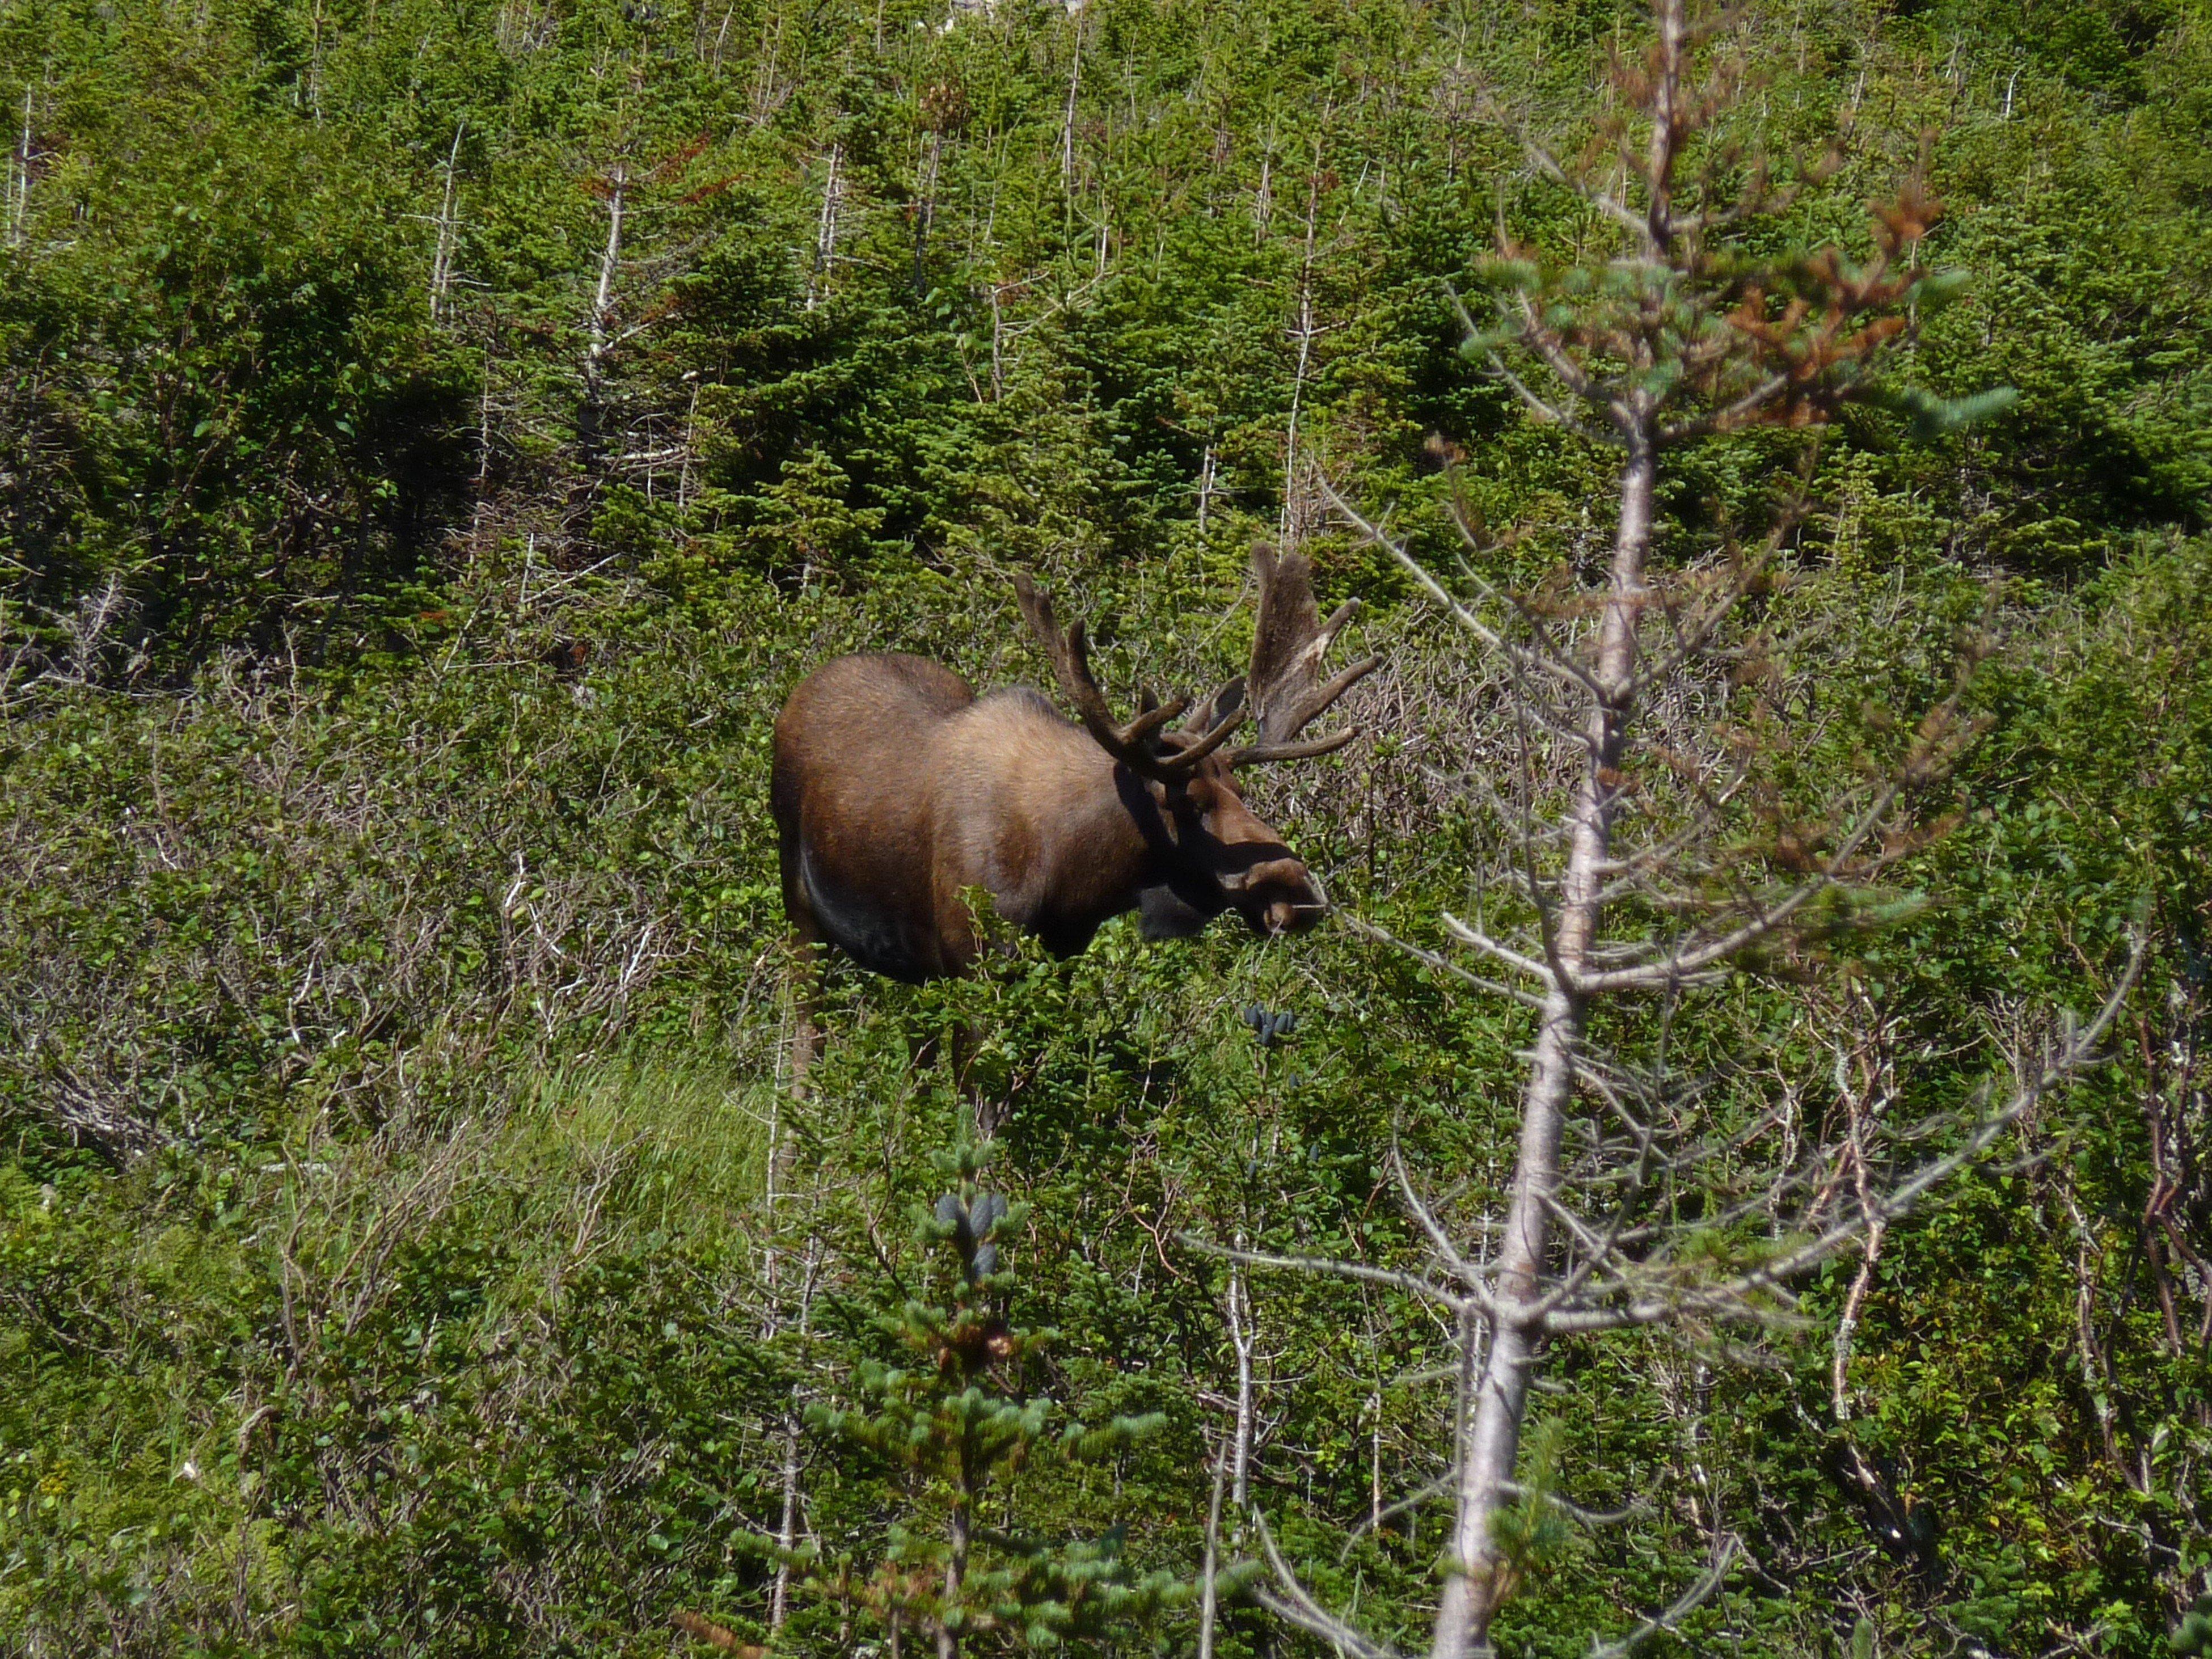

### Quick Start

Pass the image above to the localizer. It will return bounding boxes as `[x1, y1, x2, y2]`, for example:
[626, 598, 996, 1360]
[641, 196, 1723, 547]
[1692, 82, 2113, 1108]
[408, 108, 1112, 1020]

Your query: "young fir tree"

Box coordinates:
[805, 1141, 1181, 1659]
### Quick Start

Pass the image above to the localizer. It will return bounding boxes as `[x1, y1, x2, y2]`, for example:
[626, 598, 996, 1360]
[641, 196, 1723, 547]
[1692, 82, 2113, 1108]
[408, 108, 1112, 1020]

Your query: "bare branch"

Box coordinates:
[1491, 353, 1612, 443]
[1183, 1235, 1480, 1314]
[1512, 293, 1627, 429]
[1569, 772, 1911, 994]
[1548, 936, 2147, 1333]
[1323, 481, 1597, 700]
[1440, 912, 1557, 987]
[1522, 136, 1647, 238]
[1657, 373, 1787, 445]
[1335, 911, 1548, 1012]
[1249, 1509, 1404, 1659]
[1498, 1480, 1644, 1528]
[1392, 1145, 1497, 1297]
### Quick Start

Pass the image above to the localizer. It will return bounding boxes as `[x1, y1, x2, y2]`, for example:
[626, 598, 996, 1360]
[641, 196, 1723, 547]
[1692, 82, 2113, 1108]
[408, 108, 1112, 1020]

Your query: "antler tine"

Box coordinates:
[1163, 697, 1243, 772]
[1014, 573, 1197, 780]
[1233, 547, 1381, 766]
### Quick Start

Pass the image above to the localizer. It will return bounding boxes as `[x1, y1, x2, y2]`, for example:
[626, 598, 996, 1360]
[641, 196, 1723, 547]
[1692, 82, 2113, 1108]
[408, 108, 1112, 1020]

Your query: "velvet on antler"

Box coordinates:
[1234, 545, 1381, 765]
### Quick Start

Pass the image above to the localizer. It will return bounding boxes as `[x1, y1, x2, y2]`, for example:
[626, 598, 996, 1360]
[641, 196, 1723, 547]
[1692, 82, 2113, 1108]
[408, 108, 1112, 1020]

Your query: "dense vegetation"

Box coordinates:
[2, 0, 2207, 1654]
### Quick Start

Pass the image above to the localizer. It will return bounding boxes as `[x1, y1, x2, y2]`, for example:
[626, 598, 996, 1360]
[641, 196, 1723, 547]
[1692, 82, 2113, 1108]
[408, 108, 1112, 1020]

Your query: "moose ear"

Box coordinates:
[1185, 676, 1246, 737]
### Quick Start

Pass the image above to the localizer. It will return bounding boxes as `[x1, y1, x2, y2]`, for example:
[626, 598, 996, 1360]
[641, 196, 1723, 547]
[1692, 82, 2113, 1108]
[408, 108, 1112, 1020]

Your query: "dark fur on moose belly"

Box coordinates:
[801, 847, 930, 982]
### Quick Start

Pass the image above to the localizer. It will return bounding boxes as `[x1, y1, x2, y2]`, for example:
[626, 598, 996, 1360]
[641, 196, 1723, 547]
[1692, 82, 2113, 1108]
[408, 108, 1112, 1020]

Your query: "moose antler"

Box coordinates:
[1014, 573, 1245, 783]
[1232, 544, 1380, 765]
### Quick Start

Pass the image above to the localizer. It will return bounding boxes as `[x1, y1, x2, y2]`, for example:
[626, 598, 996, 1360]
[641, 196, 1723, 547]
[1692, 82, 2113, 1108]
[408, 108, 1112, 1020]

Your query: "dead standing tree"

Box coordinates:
[568, 132, 727, 536]
[1214, 3, 2145, 1656]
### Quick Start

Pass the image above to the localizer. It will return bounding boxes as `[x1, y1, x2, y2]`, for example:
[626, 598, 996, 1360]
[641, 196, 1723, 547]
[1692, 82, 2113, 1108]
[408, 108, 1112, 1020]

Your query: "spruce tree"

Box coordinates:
[805, 1141, 1181, 1659]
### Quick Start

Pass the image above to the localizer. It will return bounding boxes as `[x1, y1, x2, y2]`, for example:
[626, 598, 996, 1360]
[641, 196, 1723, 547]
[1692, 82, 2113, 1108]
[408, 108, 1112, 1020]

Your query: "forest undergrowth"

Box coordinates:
[3, 0, 2209, 1654]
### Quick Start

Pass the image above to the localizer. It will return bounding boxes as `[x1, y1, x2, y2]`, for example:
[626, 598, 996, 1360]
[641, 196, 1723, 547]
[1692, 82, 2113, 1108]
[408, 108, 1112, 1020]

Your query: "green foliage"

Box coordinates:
[803, 1140, 1182, 1655]
[2, 0, 2209, 1654]
[1, 1059, 779, 1652]
[2173, 1592, 2212, 1657]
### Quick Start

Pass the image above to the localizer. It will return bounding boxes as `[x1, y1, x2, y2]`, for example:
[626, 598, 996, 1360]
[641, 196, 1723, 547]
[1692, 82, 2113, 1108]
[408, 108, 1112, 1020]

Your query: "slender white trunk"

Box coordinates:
[1197, 1437, 1230, 1659]
[584, 162, 624, 400]
[1253, 143, 1273, 246]
[807, 143, 842, 311]
[1431, 438, 1654, 1659]
[9, 87, 31, 248]
[676, 378, 700, 510]
[750, 5, 786, 125]
[989, 284, 1006, 402]
[1281, 279, 1312, 545]
[575, 163, 626, 480]
[913, 129, 942, 292]
[429, 120, 465, 323]
[469, 322, 496, 545]
[592, 166, 626, 353]
[938, 1446, 972, 1659]
[1059, 21, 1083, 196]
[1370, 1382, 1384, 1531]
[768, 1239, 819, 1628]
[1281, 171, 1322, 546]
[306, 0, 327, 120]
[771, 1407, 804, 1626]
[1227, 1260, 1256, 1513]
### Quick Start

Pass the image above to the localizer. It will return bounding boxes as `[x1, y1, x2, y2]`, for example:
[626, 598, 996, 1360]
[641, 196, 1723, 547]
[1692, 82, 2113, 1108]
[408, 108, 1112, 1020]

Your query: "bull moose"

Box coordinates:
[770, 547, 1378, 1107]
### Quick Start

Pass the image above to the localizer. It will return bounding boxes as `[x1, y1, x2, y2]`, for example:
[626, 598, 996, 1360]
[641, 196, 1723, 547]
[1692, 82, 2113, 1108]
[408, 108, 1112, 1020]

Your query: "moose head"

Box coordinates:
[1013, 546, 1378, 943]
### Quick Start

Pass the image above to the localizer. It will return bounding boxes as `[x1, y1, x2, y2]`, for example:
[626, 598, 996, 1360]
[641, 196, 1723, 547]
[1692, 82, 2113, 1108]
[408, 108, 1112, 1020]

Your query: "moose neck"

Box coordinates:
[1018, 745, 1205, 956]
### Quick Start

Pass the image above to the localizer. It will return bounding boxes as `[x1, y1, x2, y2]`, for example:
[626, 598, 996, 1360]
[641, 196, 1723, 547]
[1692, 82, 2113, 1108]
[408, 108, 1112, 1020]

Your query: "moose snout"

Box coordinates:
[1226, 855, 1323, 935]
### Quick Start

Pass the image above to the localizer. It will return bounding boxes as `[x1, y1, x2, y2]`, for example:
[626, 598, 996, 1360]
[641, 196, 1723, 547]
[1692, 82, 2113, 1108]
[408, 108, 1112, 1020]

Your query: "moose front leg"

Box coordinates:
[786, 921, 825, 1103]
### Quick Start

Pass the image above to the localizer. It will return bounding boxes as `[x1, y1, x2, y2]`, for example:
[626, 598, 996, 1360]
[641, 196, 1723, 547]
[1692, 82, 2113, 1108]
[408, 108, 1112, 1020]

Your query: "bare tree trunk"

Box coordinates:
[763, 955, 821, 1635]
[676, 377, 700, 512]
[305, 0, 327, 121]
[429, 120, 466, 323]
[938, 1441, 973, 1659]
[913, 129, 942, 296]
[767, 1238, 820, 1628]
[989, 283, 1007, 402]
[807, 143, 842, 311]
[1197, 1437, 1231, 1659]
[590, 166, 626, 360]
[576, 162, 627, 487]
[468, 311, 500, 550]
[749, 3, 786, 125]
[1059, 19, 1083, 198]
[769, 1411, 804, 1624]
[1281, 166, 1324, 547]
[1432, 439, 1653, 1659]
[1227, 1259, 1257, 1512]
[9, 86, 31, 248]
[1252, 135, 1273, 246]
